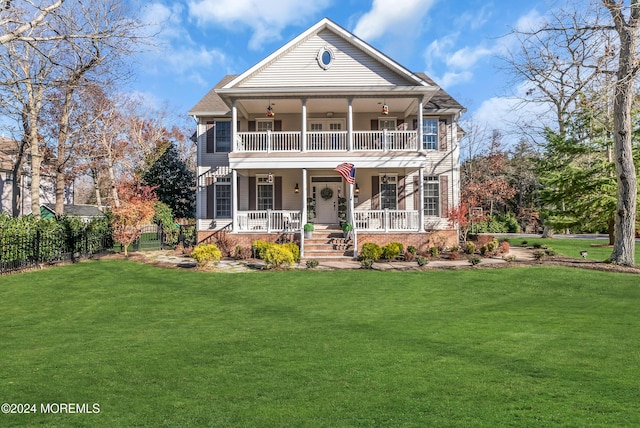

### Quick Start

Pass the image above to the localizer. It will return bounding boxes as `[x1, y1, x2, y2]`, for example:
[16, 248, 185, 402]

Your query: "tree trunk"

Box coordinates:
[55, 90, 72, 216]
[11, 139, 27, 216]
[605, 0, 639, 266]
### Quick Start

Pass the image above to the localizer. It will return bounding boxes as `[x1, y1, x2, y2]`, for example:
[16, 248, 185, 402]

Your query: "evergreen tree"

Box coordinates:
[142, 142, 195, 219]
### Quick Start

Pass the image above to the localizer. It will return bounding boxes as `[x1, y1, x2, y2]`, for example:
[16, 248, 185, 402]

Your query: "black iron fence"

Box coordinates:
[1, 228, 114, 275]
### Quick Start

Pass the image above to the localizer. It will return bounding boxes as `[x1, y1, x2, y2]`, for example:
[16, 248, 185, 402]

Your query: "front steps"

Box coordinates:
[303, 231, 354, 258]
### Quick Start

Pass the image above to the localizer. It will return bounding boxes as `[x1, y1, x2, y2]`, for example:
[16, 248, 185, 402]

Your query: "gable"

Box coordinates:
[232, 28, 423, 89]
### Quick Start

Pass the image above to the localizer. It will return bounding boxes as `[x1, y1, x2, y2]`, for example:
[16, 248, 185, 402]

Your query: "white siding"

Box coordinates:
[240, 30, 416, 88]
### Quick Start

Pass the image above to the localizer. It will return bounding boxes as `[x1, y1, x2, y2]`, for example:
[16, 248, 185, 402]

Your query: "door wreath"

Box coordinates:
[320, 187, 333, 200]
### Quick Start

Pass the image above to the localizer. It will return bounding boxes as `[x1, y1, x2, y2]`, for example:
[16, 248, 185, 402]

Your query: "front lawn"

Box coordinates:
[506, 236, 640, 264]
[1, 260, 639, 426]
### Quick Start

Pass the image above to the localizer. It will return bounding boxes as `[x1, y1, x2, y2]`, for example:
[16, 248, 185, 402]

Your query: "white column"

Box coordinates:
[417, 98, 424, 152]
[301, 168, 307, 258]
[232, 101, 238, 152]
[418, 168, 424, 232]
[301, 98, 307, 152]
[347, 98, 353, 152]
[232, 169, 238, 233]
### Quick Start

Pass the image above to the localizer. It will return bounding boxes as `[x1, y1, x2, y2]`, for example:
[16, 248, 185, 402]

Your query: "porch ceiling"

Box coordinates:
[236, 97, 417, 116]
[229, 151, 427, 170]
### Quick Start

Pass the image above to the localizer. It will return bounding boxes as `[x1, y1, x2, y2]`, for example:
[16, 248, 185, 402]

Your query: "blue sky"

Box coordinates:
[134, 0, 552, 136]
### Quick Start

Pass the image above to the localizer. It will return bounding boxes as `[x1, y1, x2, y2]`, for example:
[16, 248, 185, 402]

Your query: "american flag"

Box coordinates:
[335, 163, 356, 184]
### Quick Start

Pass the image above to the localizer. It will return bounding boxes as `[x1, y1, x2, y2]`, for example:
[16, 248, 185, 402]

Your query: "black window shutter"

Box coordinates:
[274, 177, 282, 210]
[249, 177, 256, 210]
[371, 175, 380, 209]
[206, 122, 215, 153]
[206, 184, 215, 218]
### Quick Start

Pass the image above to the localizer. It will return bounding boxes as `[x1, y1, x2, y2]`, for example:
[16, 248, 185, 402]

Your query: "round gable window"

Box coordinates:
[317, 46, 334, 70]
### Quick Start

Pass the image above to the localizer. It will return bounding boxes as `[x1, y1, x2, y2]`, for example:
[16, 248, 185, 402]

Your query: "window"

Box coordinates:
[257, 176, 273, 210]
[215, 177, 231, 218]
[379, 175, 397, 210]
[206, 120, 231, 153]
[317, 46, 334, 70]
[379, 118, 397, 130]
[257, 120, 273, 132]
[424, 176, 439, 216]
[422, 119, 438, 150]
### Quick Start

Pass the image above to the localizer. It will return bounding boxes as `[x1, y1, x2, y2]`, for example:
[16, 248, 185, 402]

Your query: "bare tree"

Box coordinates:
[43, 0, 145, 215]
[0, 0, 64, 45]
[601, 0, 638, 265]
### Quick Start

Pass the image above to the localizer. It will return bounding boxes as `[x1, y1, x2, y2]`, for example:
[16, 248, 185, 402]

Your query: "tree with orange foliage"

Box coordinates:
[111, 180, 157, 256]
[447, 202, 471, 243]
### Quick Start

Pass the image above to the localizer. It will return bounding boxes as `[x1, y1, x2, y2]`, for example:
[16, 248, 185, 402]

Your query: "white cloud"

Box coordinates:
[353, 0, 437, 41]
[138, 2, 229, 86]
[438, 71, 473, 88]
[187, 0, 332, 50]
[447, 46, 493, 70]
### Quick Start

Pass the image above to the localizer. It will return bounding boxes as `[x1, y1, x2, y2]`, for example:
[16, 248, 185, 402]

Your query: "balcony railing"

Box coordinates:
[237, 131, 301, 152]
[235, 130, 418, 153]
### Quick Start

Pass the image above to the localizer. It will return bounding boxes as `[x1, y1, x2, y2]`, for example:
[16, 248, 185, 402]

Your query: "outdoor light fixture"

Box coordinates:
[294, 183, 299, 193]
[355, 183, 360, 194]
[266, 100, 275, 117]
[381, 174, 389, 184]
[381, 101, 389, 115]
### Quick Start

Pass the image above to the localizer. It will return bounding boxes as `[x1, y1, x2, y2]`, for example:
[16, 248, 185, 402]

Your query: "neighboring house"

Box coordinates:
[1, 136, 72, 216]
[189, 18, 465, 257]
[40, 204, 104, 223]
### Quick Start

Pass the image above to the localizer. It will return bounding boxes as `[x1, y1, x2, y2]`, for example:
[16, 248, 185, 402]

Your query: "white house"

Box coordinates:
[189, 18, 465, 258]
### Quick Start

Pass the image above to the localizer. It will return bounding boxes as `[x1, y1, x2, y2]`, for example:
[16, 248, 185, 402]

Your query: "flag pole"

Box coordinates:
[350, 181, 357, 259]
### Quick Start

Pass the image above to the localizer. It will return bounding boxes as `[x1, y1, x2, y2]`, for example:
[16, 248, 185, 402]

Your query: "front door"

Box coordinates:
[315, 182, 341, 224]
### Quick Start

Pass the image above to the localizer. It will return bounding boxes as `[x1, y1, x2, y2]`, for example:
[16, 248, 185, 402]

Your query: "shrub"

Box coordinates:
[499, 241, 510, 254]
[450, 246, 459, 253]
[469, 255, 481, 266]
[533, 250, 545, 260]
[544, 247, 557, 256]
[448, 250, 460, 261]
[360, 242, 383, 261]
[233, 245, 252, 260]
[407, 245, 417, 255]
[486, 239, 499, 254]
[429, 246, 439, 258]
[306, 259, 319, 269]
[382, 242, 403, 260]
[403, 251, 415, 262]
[252, 240, 270, 259]
[480, 246, 488, 256]
[521, 240, 528, 246]
[303, 223, 315, 232]
[360, 259, 374, 269]
[503, 254, 516, 263]
[263, 244, 295, 269]
[464, 241, 476, 254]
[280, 242, 300, 262]
[416, 255, 429, 266]
[191, 243, 222, 266]
[532, 242, 543, 249]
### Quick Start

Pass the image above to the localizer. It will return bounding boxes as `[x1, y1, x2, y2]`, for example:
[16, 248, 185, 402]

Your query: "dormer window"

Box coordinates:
[317, 46, 334, 70]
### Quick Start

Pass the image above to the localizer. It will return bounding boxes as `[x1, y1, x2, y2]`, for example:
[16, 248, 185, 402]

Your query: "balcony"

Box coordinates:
[235, 130, 419, 153]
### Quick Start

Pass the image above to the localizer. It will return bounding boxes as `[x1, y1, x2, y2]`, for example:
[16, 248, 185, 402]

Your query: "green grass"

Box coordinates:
[1, 261, 640, 427]
[506, 237, 640, 264]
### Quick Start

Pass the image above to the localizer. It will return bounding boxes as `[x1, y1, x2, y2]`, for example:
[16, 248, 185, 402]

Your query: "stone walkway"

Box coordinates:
[131, 247, 536, 272]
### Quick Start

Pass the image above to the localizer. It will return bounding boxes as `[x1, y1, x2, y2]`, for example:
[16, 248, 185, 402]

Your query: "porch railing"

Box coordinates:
[236, 210, 302, 232]
[235, 130, 418, 152]
[354, 209, 420, 232]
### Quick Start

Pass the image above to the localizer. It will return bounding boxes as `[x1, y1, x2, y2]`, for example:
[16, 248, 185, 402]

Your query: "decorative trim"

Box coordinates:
[317, 46, 335, 70]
